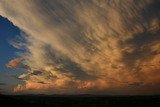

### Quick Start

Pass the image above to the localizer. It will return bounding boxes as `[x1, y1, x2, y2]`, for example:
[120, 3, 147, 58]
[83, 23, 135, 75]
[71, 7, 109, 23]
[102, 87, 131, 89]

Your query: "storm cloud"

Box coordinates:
[1, 0, 160, 94]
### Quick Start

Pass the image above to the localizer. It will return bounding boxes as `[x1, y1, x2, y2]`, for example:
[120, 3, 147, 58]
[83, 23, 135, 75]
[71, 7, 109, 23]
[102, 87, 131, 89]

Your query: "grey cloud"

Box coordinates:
[0, 83, 5, 86]
[141, 0, 160, 22]
[42, 45, 95, 80]
[122, 29, 160, 69]
[37, 81, 47, 84]
[31, 70, 43, 75]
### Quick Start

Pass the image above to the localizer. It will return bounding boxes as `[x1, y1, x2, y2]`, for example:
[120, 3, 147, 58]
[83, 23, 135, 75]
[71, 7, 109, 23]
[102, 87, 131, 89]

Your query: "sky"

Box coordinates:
[0, 16, 24, 94]
[0, 0, 160, 95]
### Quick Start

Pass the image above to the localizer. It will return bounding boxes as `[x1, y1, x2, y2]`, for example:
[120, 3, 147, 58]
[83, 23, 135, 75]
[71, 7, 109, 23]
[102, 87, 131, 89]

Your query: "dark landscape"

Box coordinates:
[0, 95, 160, 107]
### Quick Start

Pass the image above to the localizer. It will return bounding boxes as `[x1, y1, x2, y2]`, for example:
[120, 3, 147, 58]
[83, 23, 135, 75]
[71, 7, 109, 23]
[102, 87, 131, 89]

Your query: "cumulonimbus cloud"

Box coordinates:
[1, 0, 160, 94]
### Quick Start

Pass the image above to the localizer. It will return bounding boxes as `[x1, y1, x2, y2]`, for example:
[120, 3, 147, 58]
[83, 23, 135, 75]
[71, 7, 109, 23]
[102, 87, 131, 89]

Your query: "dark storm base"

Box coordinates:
[0, 95, 160, 107]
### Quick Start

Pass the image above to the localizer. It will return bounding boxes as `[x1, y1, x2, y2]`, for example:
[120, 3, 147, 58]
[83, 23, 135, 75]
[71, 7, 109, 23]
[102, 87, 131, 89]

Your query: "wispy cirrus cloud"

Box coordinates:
[0, 0, 160, 94]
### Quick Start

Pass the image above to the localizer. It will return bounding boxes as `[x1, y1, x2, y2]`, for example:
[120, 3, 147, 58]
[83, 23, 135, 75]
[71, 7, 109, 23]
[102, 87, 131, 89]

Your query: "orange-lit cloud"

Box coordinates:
[6, 58, 30, 70]
[6, 58, 24, 68]
[0, 0, 160, 94]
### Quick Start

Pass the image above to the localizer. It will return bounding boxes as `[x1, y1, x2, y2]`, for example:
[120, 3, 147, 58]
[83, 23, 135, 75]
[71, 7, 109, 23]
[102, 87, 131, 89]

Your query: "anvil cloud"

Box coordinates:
[0, 0, 160, 94]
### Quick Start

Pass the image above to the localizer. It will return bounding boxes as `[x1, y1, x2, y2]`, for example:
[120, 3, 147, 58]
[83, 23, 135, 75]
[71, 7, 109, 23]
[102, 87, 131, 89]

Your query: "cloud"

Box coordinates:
[6, 58, 30, 70]
[0, 83, 5, 86]
[6, 58, 24, 68]
[0, 0, 160, 94]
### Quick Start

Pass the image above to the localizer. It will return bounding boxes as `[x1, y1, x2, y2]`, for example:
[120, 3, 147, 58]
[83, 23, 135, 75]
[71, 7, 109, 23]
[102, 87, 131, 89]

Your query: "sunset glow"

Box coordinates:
[0, 0, 160, 95]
